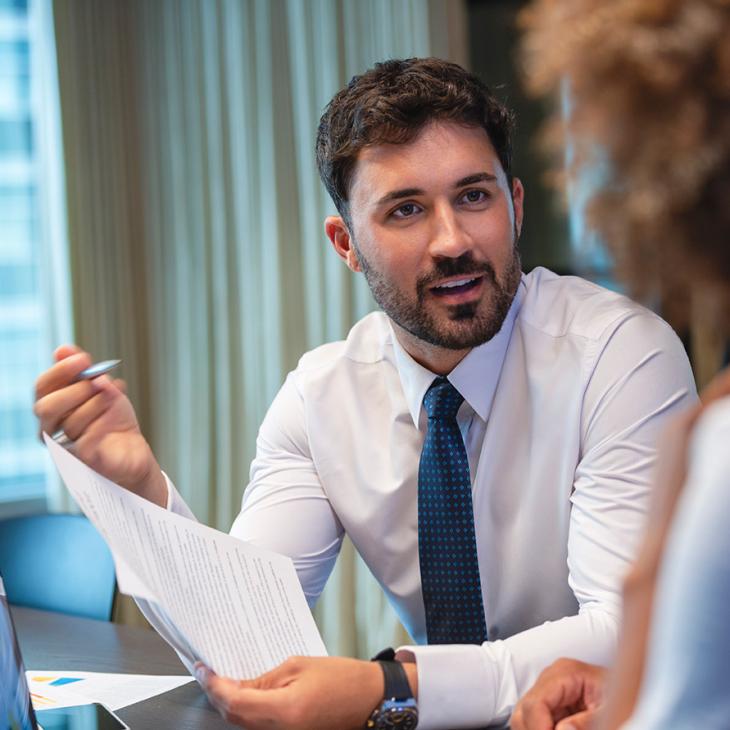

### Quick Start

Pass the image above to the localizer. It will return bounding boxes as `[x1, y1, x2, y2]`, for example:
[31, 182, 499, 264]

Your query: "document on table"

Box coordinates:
[27, 670, 193, 711]
[43, 434, 327, 679]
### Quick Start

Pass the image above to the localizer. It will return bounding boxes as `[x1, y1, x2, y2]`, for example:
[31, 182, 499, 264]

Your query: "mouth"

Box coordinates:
[429, 275, 485, 301]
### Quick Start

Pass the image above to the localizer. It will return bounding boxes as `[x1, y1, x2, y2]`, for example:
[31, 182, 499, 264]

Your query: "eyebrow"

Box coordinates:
[374, 172, 498, 207]
[456, 172, 497, 187]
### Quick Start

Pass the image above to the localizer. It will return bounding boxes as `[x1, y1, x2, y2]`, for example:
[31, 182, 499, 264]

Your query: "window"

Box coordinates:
[0, 0, 69, 509]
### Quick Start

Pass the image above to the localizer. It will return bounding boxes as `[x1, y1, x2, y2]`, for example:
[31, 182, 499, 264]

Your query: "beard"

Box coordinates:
[355, 240, 521, 350]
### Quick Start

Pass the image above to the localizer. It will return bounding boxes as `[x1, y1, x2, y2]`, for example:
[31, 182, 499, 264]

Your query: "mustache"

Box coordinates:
[416, 255, 496, 295]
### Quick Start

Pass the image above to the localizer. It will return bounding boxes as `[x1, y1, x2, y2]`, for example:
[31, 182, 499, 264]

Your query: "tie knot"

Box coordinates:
[423, 377, 464, 420]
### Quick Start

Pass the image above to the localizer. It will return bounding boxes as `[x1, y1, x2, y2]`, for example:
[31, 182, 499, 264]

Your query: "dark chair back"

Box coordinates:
[0, 513, 116, 621]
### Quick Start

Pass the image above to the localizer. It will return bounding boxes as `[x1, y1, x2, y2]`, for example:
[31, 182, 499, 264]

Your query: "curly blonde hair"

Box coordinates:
[520, 0, 730, 304]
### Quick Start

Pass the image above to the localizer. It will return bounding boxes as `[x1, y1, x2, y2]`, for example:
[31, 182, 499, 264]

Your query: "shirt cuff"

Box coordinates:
[161, 471, 197, 520]
[395, 641, 516, 729]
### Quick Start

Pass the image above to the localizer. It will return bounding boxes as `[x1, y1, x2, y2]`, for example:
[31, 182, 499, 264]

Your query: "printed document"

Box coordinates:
[43, 434, 327, 679]
[27, 670, 193, 711]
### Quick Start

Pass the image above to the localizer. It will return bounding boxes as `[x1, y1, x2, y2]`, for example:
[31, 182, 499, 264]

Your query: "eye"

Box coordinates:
[391, 202, 422, 219]
[460, 189, 489, 205]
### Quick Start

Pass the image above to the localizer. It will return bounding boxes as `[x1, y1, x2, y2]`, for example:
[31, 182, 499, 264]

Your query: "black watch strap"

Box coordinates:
[378, 659, 412, 701]
[367, 648, 418, 729]
[371, 647, 396, 662]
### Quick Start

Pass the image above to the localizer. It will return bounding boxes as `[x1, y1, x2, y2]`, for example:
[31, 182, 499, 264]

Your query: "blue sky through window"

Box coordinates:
[0, 0, 49, 508]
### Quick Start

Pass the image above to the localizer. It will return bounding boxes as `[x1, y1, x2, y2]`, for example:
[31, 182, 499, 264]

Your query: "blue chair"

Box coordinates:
[0, 514, 116, 621]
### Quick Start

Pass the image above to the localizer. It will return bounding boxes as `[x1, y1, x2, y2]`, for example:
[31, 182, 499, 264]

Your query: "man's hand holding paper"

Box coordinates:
[195, 656, 404, 730]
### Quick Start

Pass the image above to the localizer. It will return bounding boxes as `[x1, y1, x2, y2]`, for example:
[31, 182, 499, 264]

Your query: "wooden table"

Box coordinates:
[12, 605, 237, 730]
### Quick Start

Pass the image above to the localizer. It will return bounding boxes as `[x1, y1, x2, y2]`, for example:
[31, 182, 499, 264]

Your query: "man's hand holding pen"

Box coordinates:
[34, 344, 168, 507]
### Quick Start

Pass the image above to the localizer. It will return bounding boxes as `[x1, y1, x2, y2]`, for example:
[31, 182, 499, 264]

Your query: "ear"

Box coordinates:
[511, 178, 525, 239]
[325, 216, 362, 273]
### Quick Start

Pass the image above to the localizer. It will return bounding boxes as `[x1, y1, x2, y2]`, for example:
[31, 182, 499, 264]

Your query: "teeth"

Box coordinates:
[437, 277, 477, 289]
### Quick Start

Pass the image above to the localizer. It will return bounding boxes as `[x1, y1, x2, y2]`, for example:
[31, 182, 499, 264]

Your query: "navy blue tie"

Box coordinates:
[418, 377, 488, 645]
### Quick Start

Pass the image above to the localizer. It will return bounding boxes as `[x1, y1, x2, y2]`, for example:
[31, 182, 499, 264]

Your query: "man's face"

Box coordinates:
[334, 121, 524, 351]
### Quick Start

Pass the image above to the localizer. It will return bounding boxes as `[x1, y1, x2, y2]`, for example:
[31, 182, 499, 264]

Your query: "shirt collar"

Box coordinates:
[390, 277, 525, 427]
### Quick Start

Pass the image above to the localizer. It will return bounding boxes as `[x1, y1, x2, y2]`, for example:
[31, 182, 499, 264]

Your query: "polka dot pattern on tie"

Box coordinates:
[418, 376, 488, 645]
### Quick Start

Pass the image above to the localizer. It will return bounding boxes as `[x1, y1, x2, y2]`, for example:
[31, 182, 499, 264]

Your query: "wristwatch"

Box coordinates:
[366, 648, 418, 729]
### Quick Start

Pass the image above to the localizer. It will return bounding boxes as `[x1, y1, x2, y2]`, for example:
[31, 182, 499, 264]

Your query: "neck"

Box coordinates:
[391, 321, 471, 375]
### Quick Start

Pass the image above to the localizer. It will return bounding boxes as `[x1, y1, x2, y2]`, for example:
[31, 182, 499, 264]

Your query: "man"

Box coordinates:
[34, 59, 695, 728]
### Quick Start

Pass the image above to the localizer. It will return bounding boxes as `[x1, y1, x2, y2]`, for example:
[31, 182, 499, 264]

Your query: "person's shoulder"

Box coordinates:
[294, 311, 392, 374]
[683, 394, 730, 508]
[518, 266, 673, 343]
[692, 395, 730, 459]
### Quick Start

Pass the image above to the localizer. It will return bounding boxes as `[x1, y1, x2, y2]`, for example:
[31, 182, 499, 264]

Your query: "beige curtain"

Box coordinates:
[52, 0, 466, 657]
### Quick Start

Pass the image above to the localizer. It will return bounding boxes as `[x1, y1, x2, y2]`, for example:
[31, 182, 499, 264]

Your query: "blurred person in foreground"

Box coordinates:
[512, 0, 730, 728]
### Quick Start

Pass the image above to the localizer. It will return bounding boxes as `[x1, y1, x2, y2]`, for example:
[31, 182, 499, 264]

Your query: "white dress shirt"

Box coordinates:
[167, 267, 695, 728]
[622, 396, 730, 730]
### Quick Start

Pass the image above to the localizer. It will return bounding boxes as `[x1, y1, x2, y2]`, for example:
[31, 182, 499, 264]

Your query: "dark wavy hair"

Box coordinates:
[521, 0, 730, 307]
[316, 57, 515, 226]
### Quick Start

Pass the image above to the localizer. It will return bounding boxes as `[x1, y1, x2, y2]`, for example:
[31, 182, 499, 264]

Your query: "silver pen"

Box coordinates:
[75, 359, 122, 381]
[51, 360, 123, 447]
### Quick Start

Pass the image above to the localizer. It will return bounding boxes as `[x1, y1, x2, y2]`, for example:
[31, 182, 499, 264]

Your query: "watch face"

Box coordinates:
[376, 699, 418, 729]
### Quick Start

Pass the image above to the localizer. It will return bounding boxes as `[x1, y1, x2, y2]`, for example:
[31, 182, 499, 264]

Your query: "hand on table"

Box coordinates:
[34, 344, 167, 506]
[196, 655, 417, 730]
[510, 658, 606, 730]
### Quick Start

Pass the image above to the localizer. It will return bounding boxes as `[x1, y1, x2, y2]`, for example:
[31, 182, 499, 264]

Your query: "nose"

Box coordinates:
[428, 202, 473, 259]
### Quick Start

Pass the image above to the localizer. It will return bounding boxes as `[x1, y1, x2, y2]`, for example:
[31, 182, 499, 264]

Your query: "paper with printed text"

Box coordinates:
[43, 434, 327, 679]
